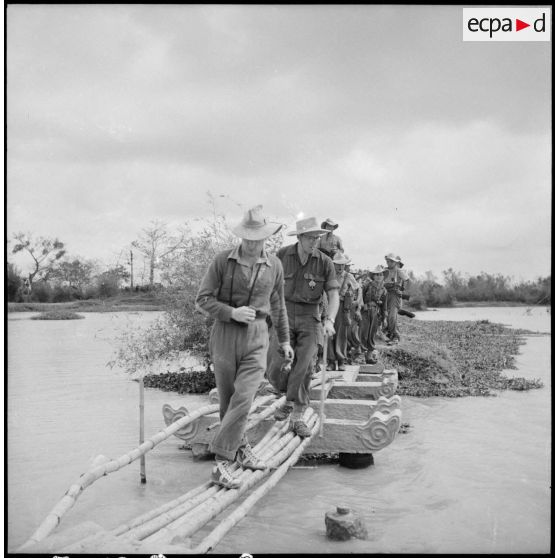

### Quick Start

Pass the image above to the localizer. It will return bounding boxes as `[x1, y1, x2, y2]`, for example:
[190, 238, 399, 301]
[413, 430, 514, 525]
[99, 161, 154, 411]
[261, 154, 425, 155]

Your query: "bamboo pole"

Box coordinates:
[65, 409, 317, 553]
[104, 485, 223, 545]
[19, 402, 220, 550]
[140, 410, 318, 549]
[245, 395, 286, 430]
[192, 414, 320, 554]
[319, 330, 330, 437]
[111, 482, 213, 536]
[140, 376, 146, 484]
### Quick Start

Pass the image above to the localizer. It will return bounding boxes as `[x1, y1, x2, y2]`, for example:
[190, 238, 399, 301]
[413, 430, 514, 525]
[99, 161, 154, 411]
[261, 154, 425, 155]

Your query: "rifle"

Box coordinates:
[398, 308, 415, 319]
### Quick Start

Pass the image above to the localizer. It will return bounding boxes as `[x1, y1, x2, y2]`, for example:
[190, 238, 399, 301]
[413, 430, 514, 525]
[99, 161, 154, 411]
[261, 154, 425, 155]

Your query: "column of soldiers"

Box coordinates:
[314, 219, 410, 367]
[196, 207, 409, 490]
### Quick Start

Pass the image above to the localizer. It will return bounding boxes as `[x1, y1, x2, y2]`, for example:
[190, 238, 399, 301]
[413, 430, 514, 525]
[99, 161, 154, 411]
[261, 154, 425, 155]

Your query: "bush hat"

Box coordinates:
[232, 205, 282, 241]
[320, 218, 339, 230]
[385, 253, 404, 267]
[370, 265, 385, 275]
[287, 216, 329, 236]
[332, 252, 351, 265]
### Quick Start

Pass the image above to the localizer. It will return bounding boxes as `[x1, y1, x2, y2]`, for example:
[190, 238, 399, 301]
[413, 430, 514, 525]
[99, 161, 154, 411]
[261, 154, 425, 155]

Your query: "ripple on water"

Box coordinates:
[7, 309, 551, 553]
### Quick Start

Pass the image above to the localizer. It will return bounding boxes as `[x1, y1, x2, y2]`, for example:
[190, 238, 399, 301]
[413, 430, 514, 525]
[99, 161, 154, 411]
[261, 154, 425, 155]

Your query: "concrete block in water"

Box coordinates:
[325, 505, 368, 541]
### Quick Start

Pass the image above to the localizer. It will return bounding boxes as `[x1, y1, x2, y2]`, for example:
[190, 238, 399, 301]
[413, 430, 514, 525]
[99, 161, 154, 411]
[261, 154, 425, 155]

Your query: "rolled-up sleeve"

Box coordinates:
[324, 258, 340, 292]
[195, 256, 234, 322]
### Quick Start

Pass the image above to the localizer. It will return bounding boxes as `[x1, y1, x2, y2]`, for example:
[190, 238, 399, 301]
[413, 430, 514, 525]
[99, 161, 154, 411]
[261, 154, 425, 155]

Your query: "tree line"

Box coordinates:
[7, 208, 551, 308]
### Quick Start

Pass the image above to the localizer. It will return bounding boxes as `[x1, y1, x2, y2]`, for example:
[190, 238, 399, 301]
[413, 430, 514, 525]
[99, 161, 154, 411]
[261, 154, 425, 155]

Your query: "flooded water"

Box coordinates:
[7, 306, 551, 553]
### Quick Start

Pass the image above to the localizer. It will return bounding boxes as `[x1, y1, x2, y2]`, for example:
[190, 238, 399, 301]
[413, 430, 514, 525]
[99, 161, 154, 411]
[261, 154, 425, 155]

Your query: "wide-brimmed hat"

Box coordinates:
[385, 252, 403, 266]
[287, 216, 329, 236]
[332, 252, 351, 265]
[231, 205, 282, 240]
[320, 218, 339, 230]
[370, 265, 385, 275]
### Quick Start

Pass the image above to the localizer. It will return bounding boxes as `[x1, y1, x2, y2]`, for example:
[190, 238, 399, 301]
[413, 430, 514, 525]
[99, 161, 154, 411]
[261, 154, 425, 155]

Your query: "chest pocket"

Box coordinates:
[283, 271, 295, 299]
[301, 272, 325, 302]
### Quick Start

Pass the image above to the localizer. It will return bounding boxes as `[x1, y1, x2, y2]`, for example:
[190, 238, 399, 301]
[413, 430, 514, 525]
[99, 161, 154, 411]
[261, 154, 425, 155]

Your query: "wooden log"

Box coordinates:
[139, 376, 146, 484]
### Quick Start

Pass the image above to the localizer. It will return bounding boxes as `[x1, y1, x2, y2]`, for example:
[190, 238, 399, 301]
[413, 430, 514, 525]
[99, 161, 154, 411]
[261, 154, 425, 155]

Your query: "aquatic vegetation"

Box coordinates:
[380, 319, 543, 397]
[140, 318, 543, 398]
[31, 310, 84, 320]
[142, 368, 216, 394]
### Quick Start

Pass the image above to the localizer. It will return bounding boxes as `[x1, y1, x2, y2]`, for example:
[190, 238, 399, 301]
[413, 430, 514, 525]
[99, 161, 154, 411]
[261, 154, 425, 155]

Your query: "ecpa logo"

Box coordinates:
[463, 8, 550, 41]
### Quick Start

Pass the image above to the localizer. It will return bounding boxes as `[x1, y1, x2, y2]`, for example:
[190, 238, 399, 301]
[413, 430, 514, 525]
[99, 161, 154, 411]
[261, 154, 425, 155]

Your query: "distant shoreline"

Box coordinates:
[7, 298, 545, 314]
[418, 301, 545, 310]
[7, 296, 165, 313]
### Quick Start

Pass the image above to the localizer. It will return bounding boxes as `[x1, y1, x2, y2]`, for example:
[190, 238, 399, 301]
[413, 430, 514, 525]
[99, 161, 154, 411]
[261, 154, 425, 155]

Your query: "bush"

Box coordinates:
[143, 369, 215, 393]
[32, 310, 85, 320]
[82, 285, 98, 300]
[30, 282, 53, 303]
[7, 263, 23, 302]
[51, 286, 75, 303]
[98, 278, 120, 298]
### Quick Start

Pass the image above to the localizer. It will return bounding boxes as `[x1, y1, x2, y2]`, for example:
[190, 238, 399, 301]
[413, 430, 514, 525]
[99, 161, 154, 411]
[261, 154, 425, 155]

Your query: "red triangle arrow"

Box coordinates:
[516, 19, 530, 31]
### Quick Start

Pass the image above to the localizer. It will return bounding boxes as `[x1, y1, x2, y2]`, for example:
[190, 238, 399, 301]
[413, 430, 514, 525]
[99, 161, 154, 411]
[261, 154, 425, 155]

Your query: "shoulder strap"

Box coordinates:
[216, 258, 238, 306]
[245, 263, 263, 307]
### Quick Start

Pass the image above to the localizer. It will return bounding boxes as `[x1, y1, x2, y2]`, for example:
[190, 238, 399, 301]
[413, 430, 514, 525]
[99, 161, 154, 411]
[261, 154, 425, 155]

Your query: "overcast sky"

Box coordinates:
[7, 5, 552, 283]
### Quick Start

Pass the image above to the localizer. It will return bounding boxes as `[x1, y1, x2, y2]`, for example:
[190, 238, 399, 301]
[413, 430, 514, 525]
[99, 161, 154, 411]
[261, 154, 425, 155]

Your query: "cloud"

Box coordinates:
[6, 5, 552, 281]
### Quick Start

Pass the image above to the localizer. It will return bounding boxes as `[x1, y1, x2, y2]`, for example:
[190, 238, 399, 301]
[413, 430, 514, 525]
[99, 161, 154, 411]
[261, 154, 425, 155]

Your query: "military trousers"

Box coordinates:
[385, 291, 402, 340]
[328, 308, 349, 365]
[267, 301, 321, 407]
[360, 303, 381, 352]
[209, 318, 269, 460]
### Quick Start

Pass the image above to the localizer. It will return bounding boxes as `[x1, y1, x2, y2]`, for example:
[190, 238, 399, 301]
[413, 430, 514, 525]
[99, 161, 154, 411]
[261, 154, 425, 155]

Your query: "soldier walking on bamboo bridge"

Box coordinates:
[267, 216, 340, 438]
[196, 206, 294, 489]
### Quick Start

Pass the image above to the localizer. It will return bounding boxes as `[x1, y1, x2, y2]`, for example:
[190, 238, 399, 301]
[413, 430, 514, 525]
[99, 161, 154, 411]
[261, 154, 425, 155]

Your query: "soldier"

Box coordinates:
[383, 253, 409, 345]
[327, 253, 360, 371]
[360, 265, 387, 363]
[344, 256, 364, 363]
[196, 206, 294, 489]
[267, 217, 340, 437]
[317, 218, 344, 259]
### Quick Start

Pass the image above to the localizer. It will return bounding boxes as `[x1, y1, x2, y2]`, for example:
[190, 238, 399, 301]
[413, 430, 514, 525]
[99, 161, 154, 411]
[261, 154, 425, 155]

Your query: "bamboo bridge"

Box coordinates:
[18, 363, 401, 554]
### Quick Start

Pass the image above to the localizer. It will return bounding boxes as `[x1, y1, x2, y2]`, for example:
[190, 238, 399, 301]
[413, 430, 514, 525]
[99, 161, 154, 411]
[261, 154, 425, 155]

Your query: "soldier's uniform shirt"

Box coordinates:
[277, 243, 339, 313]
[267, 243, 339, 407]
[317, 232, 343, 258]
[195, 245, 289, 460]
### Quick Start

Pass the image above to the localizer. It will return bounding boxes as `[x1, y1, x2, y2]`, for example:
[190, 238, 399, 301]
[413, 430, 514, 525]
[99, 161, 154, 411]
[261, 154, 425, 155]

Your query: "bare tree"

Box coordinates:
[11, 232, 66, 287]
[131, 220, 187, 288]
[50, 257, 98, 291]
